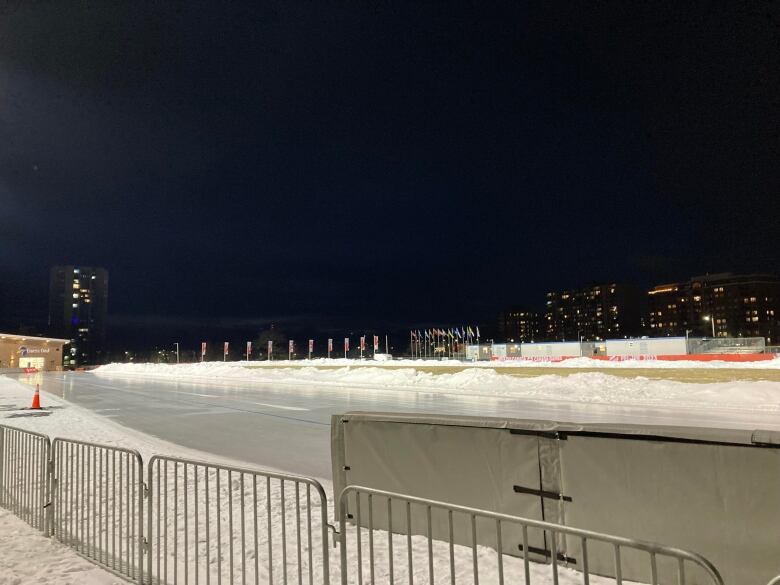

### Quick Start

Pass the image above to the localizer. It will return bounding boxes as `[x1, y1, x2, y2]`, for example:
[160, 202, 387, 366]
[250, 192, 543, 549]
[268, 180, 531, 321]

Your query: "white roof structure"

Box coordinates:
[0, 332, 71, 344]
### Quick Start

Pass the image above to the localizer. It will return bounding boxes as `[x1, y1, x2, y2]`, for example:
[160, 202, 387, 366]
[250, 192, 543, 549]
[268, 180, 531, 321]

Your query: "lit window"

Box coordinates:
[72, 303, 78, 308]
[72, 293, 79, 298]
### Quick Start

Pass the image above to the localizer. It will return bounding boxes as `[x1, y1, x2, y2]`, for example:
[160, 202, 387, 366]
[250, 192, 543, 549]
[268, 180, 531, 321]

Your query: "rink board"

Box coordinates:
[332, 412, 780, 585]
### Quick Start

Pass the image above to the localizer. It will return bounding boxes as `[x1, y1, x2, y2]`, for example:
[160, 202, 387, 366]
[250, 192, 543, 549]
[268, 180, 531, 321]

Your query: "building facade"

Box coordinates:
[0, 333, 69, 371]
[497, 309, 540, 342]
[48, 265, 109, 367]
[646, 273, 780, 343]
[544, 283, 642, 342]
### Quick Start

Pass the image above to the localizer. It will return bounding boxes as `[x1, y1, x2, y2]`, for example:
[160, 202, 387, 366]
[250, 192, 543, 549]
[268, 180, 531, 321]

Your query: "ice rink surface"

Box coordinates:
[26, 370, 780, 480]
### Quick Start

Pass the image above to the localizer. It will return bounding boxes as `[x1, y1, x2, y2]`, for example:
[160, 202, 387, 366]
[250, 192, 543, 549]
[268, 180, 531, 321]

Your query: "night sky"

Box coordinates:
[1, 2, 779, 344]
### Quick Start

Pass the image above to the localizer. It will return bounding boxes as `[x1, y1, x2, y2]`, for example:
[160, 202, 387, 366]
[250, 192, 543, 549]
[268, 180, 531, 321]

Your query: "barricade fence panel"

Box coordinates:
[0, 424, 736, 585]
[147, 455, 332, 585]
[339, 486, 726, 585]
[0, 424, 50, 531]
[51, 438, 144, 584]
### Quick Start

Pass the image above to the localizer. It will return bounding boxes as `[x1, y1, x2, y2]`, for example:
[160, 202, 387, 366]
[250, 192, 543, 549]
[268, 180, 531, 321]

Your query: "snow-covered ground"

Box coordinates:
[199, 355, 780, 369]
[0, 507, 125, 585]
[94, 361, 780, 413]
[0, 374, 657, 585]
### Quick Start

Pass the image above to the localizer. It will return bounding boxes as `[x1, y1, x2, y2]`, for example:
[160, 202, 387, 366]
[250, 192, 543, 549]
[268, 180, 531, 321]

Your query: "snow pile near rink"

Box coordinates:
[240, 356, 780, 369]
[94, 362, 780, 411]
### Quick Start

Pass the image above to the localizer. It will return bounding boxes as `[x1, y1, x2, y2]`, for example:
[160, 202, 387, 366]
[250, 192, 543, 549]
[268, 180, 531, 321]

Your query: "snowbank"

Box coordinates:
[233, 355, 780, 369]
[94, 362, 780, 412]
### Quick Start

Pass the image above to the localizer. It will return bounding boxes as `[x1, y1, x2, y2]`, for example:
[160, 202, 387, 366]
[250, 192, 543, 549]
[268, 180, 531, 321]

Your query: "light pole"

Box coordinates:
[703, 315, 715, 337]
[174, 342, 179, 364]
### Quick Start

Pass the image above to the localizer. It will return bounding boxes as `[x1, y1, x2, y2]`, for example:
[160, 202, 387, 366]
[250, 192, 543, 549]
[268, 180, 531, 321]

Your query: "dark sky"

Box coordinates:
[1, 1, 779, 339]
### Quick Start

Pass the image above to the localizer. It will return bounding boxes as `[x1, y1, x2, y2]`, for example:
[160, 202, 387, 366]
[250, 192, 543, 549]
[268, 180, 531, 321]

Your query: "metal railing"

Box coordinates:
[0, 423, 747, 585]
[338, 486, 725, 585]
[0, 424, 51, 531]
[51, 438, 145, 584]
[147, 455, 333, 585]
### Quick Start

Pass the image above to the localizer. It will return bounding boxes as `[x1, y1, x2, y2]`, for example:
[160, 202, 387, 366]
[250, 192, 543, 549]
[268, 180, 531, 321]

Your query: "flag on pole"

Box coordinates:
[360, 336, 366, 350]
[328, 338, 333, 353]
[308, 339, 314, 353]
[224, 342, 229, 355]
[476, 326, 481, 338]
[201, 342, 207, 357]
[344, 338, 350, 351]
[267, 340, 273, 356]
[288, 339, 294, 354]
[246, 341, 252, 358]
[373, 335, 379, 351]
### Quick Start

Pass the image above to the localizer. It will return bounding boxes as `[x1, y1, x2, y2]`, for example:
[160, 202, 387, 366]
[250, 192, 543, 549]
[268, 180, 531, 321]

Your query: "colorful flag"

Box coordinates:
[344, 338, 350, 351]
[201, 342, 207, 356]
[476, 326, 481, 338]
[288, 340, 294, 353]
[267, 340, 273, 355]
[308, 339, 314, 353]
[360, 336, 366, 350]
[224, 342, 229, 355]
[468, 326, 474, 337]
[424, 330, 429, 340]
[246, 341, 252, 355]
[373, 335, 379, 351]
[328, 338, 333, 353]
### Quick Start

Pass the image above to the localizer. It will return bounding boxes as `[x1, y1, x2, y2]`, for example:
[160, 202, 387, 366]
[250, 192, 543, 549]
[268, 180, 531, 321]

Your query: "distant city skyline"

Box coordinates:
[2, 3, 779, 347]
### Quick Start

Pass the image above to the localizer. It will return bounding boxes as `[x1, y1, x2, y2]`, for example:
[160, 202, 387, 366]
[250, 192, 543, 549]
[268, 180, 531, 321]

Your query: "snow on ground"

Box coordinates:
[0, 374, 644, 585]
[0, 507, 125, 585]
[94, 361, 780, 413]
[243, 356, 780, 369]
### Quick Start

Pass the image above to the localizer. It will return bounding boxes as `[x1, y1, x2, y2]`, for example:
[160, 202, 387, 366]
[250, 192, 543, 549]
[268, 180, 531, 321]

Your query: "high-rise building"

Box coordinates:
[498, 309, 540, 342]
[48, 265, 109, 367]
[544, 283, 642, 342]
[647, 273, 780, 343]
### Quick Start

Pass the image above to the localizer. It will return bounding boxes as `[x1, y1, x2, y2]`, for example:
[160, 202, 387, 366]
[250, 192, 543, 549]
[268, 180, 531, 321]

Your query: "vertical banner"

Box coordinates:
[308, 339, 314, 359]
[360, 335, 365, 359]
[373, 335, 379, 352]
[223, 341, 229, 361]
[288, 339, 294, 360]
[328, 338, 333, 358]
[201, 342, 207, 361]
[344, 337, 349, 358]
[267, 340, 273, 360]
[246, 341, 252, 361]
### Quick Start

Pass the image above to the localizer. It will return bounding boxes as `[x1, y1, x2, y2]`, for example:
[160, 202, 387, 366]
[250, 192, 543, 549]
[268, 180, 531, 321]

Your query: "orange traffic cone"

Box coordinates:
[30, 384, 42, 410]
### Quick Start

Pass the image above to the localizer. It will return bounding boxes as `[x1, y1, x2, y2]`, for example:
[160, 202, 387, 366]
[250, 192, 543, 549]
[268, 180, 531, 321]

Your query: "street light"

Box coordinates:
[703, 316, 715, 337]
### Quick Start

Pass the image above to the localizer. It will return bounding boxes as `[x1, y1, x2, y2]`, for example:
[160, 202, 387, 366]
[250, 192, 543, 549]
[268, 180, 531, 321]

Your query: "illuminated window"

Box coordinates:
[72, 293, 79, 298]
[72, 303, 78, 308]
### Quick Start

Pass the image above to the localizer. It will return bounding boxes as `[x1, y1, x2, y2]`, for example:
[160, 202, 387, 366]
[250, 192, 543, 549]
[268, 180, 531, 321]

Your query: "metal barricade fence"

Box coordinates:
[0, 424, 51, 531]
[147, 455, 333, 585]
[339, 486, 725, 585]
[51, 438, 145, 584]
